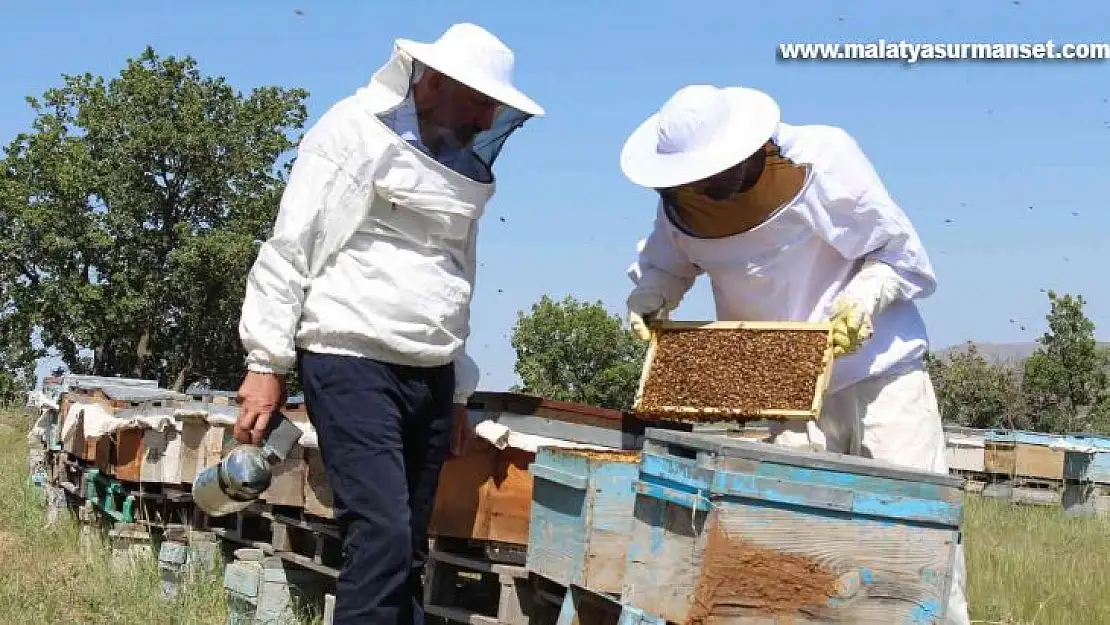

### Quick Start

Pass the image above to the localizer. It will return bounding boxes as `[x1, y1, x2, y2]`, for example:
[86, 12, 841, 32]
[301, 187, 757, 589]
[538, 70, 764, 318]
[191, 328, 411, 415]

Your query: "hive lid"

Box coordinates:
[645, 427, 966, 489]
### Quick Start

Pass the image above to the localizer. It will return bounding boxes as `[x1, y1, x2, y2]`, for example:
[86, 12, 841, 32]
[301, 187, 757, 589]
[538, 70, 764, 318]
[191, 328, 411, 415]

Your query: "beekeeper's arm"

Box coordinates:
[626, 205, 703, 340]
[453, 221, 482, 406]
[811, 128, 937, 355]
[240, 149, 371, 375]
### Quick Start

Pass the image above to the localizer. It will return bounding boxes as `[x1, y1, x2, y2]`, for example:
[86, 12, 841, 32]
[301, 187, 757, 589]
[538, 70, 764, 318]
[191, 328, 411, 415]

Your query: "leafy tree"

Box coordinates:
[0, 47, 308, 391]
[1020, 291, 1109, 433]
[510, 295, 648, 410]
[925, 344, 1023, 430]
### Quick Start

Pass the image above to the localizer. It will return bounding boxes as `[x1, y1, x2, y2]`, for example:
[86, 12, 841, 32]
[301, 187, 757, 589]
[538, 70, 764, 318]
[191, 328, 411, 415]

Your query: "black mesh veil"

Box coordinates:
[375, 59, 533, 184]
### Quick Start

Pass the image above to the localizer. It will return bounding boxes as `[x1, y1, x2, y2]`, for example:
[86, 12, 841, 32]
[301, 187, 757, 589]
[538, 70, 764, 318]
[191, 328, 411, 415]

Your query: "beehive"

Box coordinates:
[632, 321, 836, 422]
[526, 447, 641, 595]
[622, 428, 965, 623]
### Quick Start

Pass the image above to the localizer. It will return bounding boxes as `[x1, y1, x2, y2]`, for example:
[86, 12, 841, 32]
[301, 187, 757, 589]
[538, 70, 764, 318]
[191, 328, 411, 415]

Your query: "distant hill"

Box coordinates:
[933, 341, 1110, 366]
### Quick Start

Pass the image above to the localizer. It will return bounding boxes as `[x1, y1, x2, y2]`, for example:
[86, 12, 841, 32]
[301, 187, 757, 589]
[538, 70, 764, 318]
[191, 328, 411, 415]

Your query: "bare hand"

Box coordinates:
[235, 371, 287, 445]
[451, 403, 473, 457]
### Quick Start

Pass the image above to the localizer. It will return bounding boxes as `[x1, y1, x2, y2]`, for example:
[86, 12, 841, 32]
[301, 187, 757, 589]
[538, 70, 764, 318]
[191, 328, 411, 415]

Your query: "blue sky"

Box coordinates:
[3, 1, 1109, 392]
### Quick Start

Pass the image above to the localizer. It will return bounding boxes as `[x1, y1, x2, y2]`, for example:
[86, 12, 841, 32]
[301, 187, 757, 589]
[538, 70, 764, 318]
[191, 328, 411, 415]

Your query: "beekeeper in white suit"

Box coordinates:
[620, 84, 969, 624]
[235, 23, 543, 624]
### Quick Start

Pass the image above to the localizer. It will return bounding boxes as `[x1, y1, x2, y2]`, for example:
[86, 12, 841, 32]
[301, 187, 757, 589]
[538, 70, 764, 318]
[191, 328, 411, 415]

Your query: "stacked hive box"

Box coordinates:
[526, 447, 642, 595]
[428, 392, 653, 548]
[1060, 434, 1110, 516]
[983, 430, 1067, 481]
[621, 428, 965, 624]
[944, 427, 987, 475]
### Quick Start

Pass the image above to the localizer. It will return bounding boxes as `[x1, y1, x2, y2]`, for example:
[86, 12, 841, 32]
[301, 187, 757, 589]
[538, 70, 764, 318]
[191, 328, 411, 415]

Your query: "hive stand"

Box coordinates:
[223, 547, 329, 625]
[423, 538, 538, 624]
[553, 584, 666, 625]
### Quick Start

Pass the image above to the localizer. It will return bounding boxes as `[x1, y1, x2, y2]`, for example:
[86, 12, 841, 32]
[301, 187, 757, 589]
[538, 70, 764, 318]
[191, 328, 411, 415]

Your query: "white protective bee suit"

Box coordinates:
[239, 26, 541, 406]
[621, 85, 969, 625]
[237, 23, 544, 624]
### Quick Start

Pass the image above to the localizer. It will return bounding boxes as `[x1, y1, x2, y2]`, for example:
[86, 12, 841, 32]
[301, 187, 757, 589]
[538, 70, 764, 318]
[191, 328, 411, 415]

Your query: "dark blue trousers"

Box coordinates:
[299, 350, 455, 625]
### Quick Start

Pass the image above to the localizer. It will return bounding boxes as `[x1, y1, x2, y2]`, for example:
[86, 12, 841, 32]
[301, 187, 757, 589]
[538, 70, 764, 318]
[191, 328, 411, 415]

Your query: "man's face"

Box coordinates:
[416, 70, 501, 147]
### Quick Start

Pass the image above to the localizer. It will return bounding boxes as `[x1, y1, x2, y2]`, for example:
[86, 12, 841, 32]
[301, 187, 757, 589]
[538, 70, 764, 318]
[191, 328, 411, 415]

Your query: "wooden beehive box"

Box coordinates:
[1062, 435, 1110, 484]
[428, 437, 535, 546]
[622, 428, 965, 624]
[303, 447, 334, 519]
[633, 321, 836, 422]
[1010, 432, 1066, 481]
[526, 447, 641, 595]
[944, 429, 986, 473]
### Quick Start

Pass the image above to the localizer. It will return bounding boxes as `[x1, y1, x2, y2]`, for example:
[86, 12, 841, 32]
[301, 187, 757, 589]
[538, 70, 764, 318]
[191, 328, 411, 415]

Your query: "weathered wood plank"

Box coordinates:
[644, 429, 965, 490]
[623, 498, 957, 624]
[303, 447, 335, 519]
[178, 418, 210, 484]
[945, 432, 986, 473]
[527, 448, 640, 595]
[430, 439, 536, 547]
[140, 427, 184, 484]
[1014, 443, 1065, 481]
[621, 429, 963, 624]
[113, 429, 145, 482]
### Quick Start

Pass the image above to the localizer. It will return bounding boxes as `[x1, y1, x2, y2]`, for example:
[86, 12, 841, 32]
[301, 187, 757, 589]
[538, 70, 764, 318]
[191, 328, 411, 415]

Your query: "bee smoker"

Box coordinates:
[192, 410, 304, 517]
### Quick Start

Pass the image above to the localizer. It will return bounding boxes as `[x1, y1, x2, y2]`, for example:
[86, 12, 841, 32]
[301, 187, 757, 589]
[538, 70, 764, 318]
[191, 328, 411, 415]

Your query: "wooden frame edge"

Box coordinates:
[809, 326, 837, 416]
[631, 331, 660, 413]
[634, 320, 835, 419]
[632, 406, 816, 419]
[650, 320, 834, 332]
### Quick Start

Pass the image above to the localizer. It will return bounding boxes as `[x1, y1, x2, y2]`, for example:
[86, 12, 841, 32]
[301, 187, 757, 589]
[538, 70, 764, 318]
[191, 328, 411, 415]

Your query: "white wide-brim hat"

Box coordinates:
[620, 85, 780, 189]
[396, 23, 545, 117]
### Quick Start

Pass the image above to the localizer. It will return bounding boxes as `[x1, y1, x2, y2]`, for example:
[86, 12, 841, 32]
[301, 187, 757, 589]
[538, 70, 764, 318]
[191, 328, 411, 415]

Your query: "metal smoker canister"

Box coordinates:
[193, 410, 303, 517]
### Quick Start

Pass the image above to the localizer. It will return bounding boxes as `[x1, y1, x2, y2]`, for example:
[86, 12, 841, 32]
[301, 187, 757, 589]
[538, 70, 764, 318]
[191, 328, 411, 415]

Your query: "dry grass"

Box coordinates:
[3, 407, 1110, 624]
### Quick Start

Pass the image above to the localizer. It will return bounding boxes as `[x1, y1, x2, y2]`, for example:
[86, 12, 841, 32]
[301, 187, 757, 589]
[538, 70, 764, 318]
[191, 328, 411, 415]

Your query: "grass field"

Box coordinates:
[2, 408, 1110, 624]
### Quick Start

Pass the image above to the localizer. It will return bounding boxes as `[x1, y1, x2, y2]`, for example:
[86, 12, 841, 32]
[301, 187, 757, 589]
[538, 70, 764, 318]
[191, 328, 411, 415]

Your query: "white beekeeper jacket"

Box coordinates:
[239, 45, 531, 405]
[628, 123, 937, 395]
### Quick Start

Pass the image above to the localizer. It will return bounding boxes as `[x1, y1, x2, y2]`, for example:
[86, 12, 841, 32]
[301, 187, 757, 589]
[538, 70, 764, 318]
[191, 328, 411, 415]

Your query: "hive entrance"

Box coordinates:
[632, 321, 835, 422]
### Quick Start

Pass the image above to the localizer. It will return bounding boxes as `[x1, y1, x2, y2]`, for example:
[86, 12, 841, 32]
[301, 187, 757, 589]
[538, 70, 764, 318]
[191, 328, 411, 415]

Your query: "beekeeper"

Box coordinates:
[234, 24, 543, 624]
[620, 84, 969, 624]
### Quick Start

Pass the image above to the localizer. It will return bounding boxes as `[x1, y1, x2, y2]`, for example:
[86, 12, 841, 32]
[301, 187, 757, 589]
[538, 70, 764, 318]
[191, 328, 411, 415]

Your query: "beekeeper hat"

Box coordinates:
[620, 85, 780, 189]
[395, 23, 545, 116]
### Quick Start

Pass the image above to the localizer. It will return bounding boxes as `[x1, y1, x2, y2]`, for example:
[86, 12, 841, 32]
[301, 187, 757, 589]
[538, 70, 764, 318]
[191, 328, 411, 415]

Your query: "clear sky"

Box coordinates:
[3, 1, 1109, 392]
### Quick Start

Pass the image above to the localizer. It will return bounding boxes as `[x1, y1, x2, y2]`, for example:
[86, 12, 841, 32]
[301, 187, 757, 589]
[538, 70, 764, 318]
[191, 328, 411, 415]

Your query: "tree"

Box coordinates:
[1020, 291, 1110, 433]
[925, 343, 1023, 430]
[510, 295, 648, 410]
[0, 47, 308, 391]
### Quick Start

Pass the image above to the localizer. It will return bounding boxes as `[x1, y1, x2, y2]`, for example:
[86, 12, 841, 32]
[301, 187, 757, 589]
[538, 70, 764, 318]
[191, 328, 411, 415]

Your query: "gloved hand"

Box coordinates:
[829, 296, 874, 357]
[828, 260, 903, 358]
[627, 287, 669, 342]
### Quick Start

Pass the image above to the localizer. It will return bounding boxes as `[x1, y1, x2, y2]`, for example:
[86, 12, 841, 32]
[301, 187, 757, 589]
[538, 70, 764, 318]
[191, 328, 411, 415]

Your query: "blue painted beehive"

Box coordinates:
[527, 446, 641, 595]
[622, 428, 965, 624]
[1062, 434, 1110, 484]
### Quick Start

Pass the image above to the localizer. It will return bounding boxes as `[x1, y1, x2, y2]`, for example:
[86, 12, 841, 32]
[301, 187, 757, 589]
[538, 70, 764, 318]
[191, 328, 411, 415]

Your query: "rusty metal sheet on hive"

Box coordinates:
[467, 391, 650, 449]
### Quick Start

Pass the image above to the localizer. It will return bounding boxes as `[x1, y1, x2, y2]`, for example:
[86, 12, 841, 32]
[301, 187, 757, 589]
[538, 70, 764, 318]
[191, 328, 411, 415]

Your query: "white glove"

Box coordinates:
[627, 287, 669, 341]
[829, 261, 902, 358]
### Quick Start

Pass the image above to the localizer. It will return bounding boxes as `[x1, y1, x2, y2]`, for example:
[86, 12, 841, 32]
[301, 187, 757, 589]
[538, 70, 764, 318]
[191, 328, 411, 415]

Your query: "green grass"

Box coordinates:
[0, 408, 227, 624]
[3, 408, 1110, 623]
[964, 495, 1110, 624]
